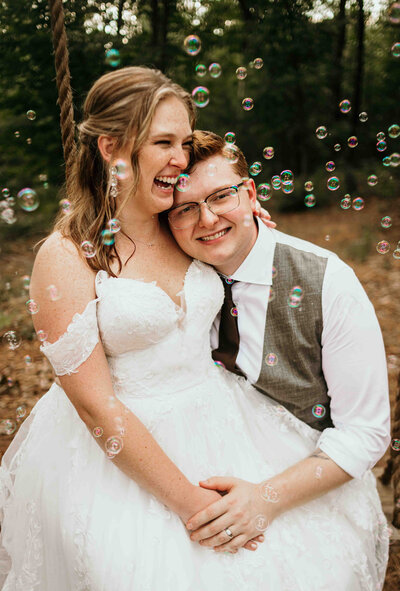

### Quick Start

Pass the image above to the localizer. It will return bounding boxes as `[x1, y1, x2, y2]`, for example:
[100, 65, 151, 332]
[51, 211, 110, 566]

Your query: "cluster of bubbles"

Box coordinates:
[195, 62, 222, 79]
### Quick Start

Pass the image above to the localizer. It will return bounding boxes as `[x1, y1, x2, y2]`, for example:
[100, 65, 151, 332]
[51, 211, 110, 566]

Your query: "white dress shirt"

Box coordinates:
[211, 220, 391, 479]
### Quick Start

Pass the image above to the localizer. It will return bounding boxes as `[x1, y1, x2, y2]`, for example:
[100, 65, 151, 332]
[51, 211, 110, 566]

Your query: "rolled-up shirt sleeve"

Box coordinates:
[317, 259, 391, 479]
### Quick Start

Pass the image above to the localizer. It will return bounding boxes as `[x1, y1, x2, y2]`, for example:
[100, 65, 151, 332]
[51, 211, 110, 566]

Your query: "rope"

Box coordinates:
[48, 0, 76, 194]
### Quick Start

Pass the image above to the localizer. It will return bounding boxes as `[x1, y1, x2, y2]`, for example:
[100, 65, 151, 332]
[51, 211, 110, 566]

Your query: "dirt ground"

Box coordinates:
[1, 196, 399, 585]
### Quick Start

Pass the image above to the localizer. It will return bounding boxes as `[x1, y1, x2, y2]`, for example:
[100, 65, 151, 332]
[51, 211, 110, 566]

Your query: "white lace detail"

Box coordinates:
[40, 299, 99, 376]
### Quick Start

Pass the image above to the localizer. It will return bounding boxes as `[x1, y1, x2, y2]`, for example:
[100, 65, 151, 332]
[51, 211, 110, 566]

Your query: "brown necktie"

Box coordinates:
[212, 278, 245, 377]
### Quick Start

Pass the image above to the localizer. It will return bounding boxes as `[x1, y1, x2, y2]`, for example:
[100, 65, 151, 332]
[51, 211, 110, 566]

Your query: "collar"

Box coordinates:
[227, 218, 276, 285]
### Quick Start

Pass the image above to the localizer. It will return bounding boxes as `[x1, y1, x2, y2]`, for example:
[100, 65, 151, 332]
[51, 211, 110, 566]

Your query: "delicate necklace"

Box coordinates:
[120, 222, 161, 248]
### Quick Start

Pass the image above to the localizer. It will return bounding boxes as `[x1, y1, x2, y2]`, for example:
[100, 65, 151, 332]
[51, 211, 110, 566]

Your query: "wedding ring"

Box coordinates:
[224, 527, 233, 538]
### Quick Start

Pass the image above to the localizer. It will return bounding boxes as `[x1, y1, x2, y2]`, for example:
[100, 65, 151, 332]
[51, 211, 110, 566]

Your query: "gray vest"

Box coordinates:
[254, 243, 334, 431]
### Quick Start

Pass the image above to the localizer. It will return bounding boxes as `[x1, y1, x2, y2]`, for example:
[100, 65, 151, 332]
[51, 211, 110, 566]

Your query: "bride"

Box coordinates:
[0, 66, 388, 590]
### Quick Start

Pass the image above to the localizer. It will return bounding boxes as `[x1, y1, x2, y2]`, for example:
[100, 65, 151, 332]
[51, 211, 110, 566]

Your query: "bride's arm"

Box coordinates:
[30, 233, 221, 524]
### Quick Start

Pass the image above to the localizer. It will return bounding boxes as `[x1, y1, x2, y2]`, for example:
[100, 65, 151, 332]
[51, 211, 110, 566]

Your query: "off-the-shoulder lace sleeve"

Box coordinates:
[40, 298, 100, 376]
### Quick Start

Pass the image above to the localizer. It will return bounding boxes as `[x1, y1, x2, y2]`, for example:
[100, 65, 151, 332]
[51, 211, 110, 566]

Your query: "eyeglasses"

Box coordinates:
[168, 183, 244, 229]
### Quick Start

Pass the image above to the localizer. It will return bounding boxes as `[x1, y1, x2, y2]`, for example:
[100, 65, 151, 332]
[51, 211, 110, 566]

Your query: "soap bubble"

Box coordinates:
[81, 241, 96, 258]
[253, 57, 264, 69]
[105, 435, 124, 455]
[391, 42, 400, 58]
[249, 162, 262, 176]
[312, 404, 326, 419]
[257, 183, 272, 201]
[340, 195, 352, 209]
[1, 207, 16, 224]
[377, 131, 386, 141]
[22, 275, 30, 290]
[2, 188, 10, 198]
[107, 218, 121, 233]
[367, 174, 378, 186]
[347, 136, 358, 148]
[381, 216, 392, 229]
[26, 299, 39, 314]
[236, 66, 247, 80]
[0, 419, 17, 436]
[175, 173, 191, 192]
[223, 144, 239, 164]
[377, 140, 387, 152]
[208, 62, 221, 78]
[17, 188, 39, 212]
[282, 182, 294, 194]
[93, 427, 103, 438]
[46, 284, 61, 301]
[382, 156, 391, 166]
[3, 331, 22, 350]
[390, 152, 400, 167]
[376, 241, 390, 254]
[288, 285, 303, 308]
[352, 197, 364, 211]
[271, 175, 281, 190]
[394, 248, 400, 260]
[214, 360, 226, 369]
[242, 97, 254, 111]
[391, 439, 400, 451]
[254, 514, 269, 531]
[259, 481, 280, 503]
[334, 143, 341, 151]
[265, 353, 278, 366]
[59, 198, 71, 214]
[16, 405, 27, 419]
[325, 161, 335, 172]
[195, 64, 206, 77]
[105, 48, 121, 67]
[24, 355, 32, 367]
[304, 181, 313, 192]
[339, 99, 351, 113]
[388, 124, 400, 138]
[184, 35, 201, 56]
[14, 131, 20, 138]
[359, 112, 368, 122]
[192, 86, 209, 108]
[388, 2, 400, 24]
[327, 176, 340, 191]
[26, 110, 36, 120]
[263, 147, 274, 159]
[224, 132, 236, 144]
[206, 163, 217, 176]
[305, 194, 316, 207]
[101, 229, 115, 246]
[315, 126, 327, 139]
[280, 170, 293, 183]
[36, 329, 48, 342]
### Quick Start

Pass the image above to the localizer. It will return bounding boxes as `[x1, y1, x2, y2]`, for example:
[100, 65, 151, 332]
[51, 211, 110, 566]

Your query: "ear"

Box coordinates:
[245, 178, 258, 212]
[97, 135, 118, 163]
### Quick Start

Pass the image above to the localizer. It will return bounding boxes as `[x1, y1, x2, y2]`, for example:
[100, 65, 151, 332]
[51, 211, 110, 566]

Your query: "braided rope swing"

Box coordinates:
[48, 0, 76, 195]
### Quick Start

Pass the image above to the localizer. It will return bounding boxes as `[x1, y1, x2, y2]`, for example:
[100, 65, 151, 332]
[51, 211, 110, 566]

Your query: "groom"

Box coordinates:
[168, 130, 391, 552]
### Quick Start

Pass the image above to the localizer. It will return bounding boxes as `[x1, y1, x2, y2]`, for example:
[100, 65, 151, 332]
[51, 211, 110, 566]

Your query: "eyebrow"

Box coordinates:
[150, 132, 193, 140]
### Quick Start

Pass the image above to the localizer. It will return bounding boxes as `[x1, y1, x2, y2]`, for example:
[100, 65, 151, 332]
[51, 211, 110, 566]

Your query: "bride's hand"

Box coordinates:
[179, 485, 264, 553]
[254, 202, 276, 228]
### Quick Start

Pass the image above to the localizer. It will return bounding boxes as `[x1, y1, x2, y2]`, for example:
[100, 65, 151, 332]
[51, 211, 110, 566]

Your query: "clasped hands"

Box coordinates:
[185, 476, 279, 554]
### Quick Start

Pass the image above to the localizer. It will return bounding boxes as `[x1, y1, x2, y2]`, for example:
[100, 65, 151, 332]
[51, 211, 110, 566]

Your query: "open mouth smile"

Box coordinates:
[154, 176, 178, 190]
[198, 228, 231, 242]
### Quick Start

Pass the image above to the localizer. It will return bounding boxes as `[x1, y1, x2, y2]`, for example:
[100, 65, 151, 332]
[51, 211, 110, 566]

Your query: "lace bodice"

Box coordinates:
[41, 260, 224, 397]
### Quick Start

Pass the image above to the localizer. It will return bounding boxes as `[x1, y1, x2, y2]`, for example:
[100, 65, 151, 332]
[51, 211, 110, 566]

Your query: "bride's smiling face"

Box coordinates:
[133, 96, 193, 215]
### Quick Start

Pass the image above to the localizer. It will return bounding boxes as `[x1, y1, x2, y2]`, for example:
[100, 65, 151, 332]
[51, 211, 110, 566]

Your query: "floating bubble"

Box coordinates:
[282, 182, 294, 194]
[340, 195, 352, 209]
[249, 162, 262, 176]
[391, 42, 400, 58]
[263, 146, 274, 160]
[36, 329, 48, 342]
[315, 126, 327, 139]
[339, 99, 351, 113]
[305, 194, 316, 207]
[390, 152, 400, 167]
[24, 355, 32, 366]
[315, 466, 323, 479]
[46, 284, 61, 301]
[359, 112, 368, 122]
[26, 299, 39, 314]
[377, 140, 387, 152]
[105, 435, 124, 455]
[265, 352, 277, 366]
[253, 57, 264, 69]
[6, 377, 13, 387]
[280, 170, 293, 183]
[325, 235, 330, 241]
[271, 175, 281, 190]
[288, 285, 303, 308]
[242, 97, 254, 111]
[325, 161, 335, 172]
[352, 197, 364, 211]
[391, 439, 400, 451]
[208, 62, 221, 78]
[16, 405, 26, 419]
[223, 143, 239, 164]
[26, 110, 36, 121]
[236, 66, 247, 80]
[59, 198, 71, 214]
[214, 360, 226, 369]
[175, 173, 191, 192]
[101, 229, 115, 246]
[191, 86, 209, 108]
[81, 241, 96, 258]
[224, 132, 236, 144]
[257, 183, 272, 201]
[0, 419, 17, 436]
[382, 155, 391, 166]
[105, 48, 121, 67]
[17, 188, 39, 212]
[230, 307, 238, 317]
[93, 427, 103, 438]
[184, 34, 201, 56]
[6, 196, 15, 207]
[334, 143, 341, 151]
[225, 277, 234, 285]
[243, 213, 252, 227]
[259, 481, 280, 503]
[394, 248, 400, 260]
[367, 174, 378, 186]
[14, 131, 20, 138]
[3, 331, 21, 350]
[347, 136, 358, 148]
[2, 188, 10, 198]
[272, 266, 277, 279]
[377, 240, 390, 254]
[206, 163, 217, 176]
[381, 216, 392, 229]
[195, 64, 207, 77]
[388, 124, 400, 138]
[312, 404, 326, 418]
[107, 218, 121, 233]
[113, 159, 129, 180]
[22, 275, 30, 290]
[377, 131, 386, 141]
[254, 514, 269, 532]
[327, 176, 340, 190]
[26, 138, 32, 145]
[304, 181, 313, 192]
[388, 2, 400, 24]
[1, 208, 15, 224]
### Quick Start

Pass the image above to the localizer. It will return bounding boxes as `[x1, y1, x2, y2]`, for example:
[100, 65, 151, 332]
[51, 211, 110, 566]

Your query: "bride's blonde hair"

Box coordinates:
[53, 66, 196, 276]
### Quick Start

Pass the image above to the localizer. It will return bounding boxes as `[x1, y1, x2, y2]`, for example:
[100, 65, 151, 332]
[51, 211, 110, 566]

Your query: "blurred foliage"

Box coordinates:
[0, 0, 398, 236]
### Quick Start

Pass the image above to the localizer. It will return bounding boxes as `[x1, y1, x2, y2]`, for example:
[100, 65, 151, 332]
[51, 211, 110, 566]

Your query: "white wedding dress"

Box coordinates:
[0, 260, 389, 590]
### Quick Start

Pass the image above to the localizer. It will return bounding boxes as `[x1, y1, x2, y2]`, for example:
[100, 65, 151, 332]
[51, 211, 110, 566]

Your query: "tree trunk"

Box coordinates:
[117, 0, 124, 36]
[160, 0, 171, 72]
[352, 0, 365, 135]
[332, 0, 347, 120]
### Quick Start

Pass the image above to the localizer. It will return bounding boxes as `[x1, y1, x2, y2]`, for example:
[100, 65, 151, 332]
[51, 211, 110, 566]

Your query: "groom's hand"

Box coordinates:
[186, 476, 278, 553]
